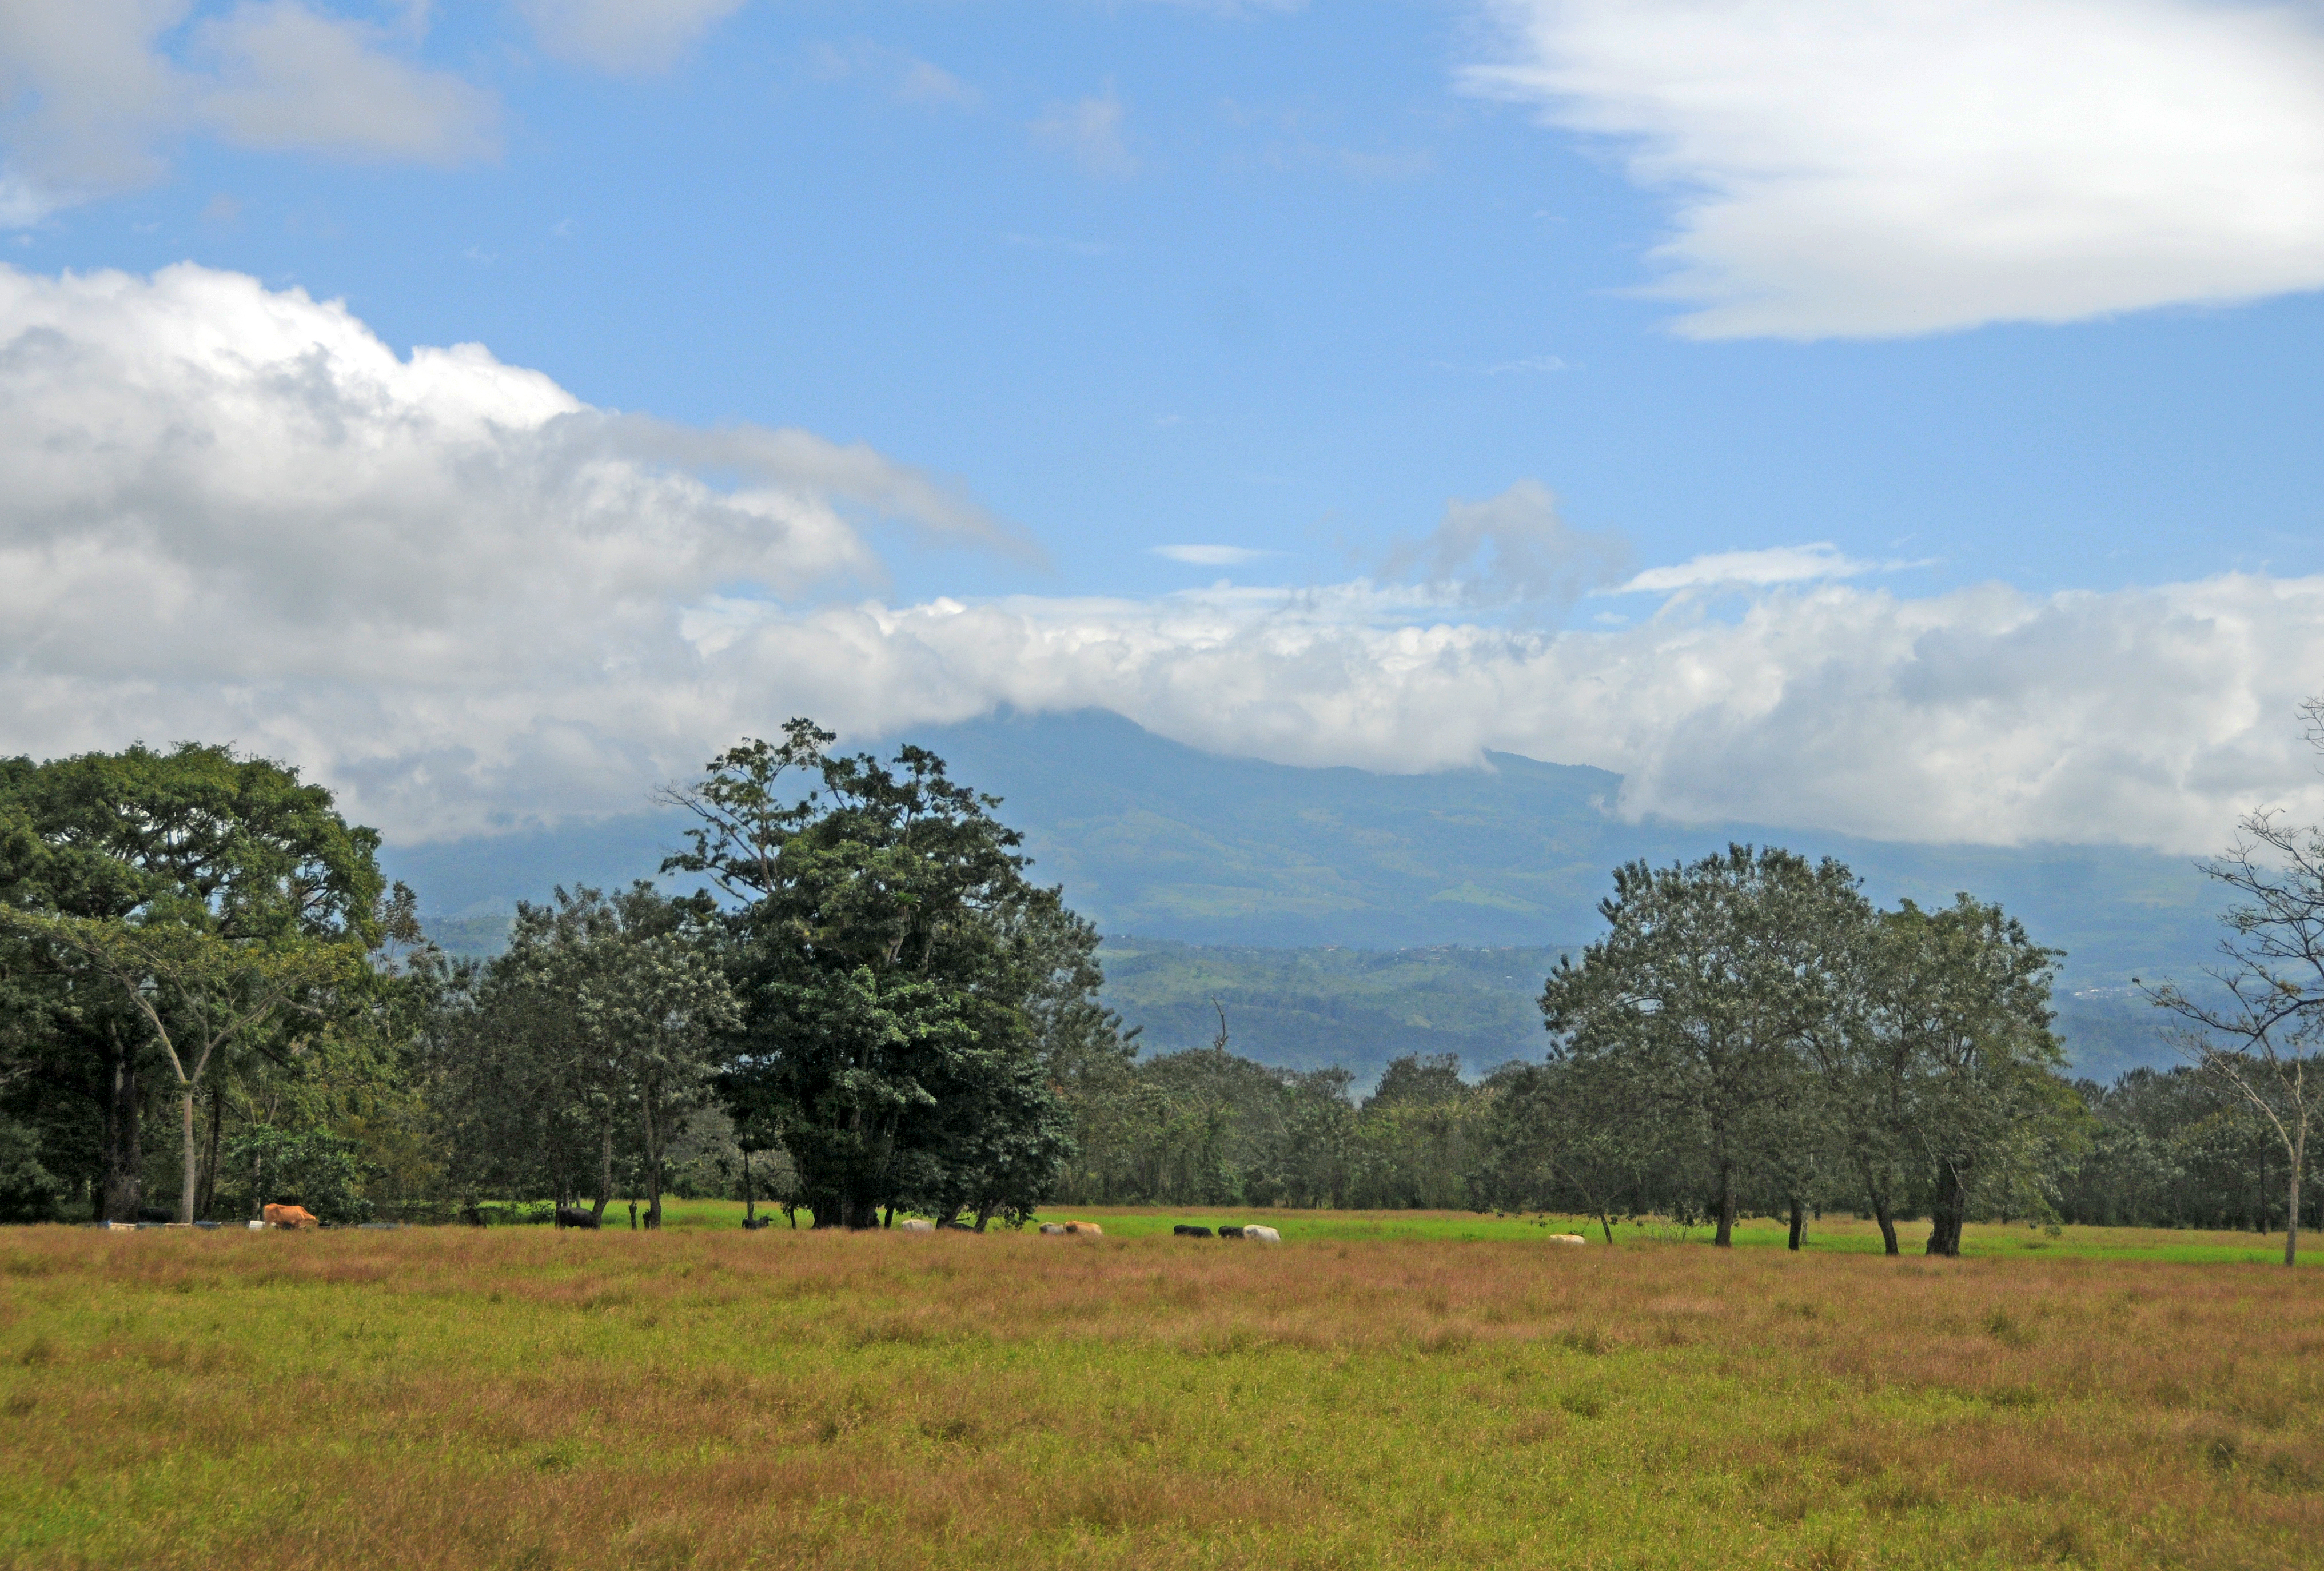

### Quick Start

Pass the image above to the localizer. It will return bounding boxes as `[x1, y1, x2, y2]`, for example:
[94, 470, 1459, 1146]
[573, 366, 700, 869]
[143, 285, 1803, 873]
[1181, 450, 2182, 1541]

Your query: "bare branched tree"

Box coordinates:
[2141, 698, 2324, 1267]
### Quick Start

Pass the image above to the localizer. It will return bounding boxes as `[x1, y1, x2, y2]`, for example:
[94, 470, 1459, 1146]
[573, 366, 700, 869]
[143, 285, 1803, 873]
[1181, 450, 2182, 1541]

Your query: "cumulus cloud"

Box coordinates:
[0, 263, 1010, 835]
[1033, 89, 1138, 179]
[1465, 0, 2324, 338]
[194, 2, 495, 162]
[0, 0, 496, 219]
[7, 263, 2324, 859]
[711, 575, 2324, 857]
[519, 0, 746, 75]
[807, 40, 981, 110]
[1382, 479, 1628, 605]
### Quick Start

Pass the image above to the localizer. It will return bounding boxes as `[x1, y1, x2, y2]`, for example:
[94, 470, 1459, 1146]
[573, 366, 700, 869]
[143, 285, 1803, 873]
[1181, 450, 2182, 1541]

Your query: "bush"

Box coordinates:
[225, 1126, 375, 1225]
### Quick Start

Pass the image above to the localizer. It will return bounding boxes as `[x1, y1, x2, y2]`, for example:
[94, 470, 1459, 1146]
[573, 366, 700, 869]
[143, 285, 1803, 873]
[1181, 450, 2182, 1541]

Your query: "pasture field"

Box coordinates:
[2, 1214, 2321, 1570]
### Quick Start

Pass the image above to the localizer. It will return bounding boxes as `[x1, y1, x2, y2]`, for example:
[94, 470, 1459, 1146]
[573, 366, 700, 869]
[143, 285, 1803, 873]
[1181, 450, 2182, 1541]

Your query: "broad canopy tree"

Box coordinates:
[663, 721, 1093, 1229]
[436, 883, 735, 1227]
[0, 744, 382, 1222]
[1540, 846, 2074, 1254]
[1541, 846, 1866, 1247]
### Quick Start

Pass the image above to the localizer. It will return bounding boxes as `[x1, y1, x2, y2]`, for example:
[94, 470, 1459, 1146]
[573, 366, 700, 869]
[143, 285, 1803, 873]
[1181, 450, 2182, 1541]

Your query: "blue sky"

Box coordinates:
[7, 1, 2324, 852]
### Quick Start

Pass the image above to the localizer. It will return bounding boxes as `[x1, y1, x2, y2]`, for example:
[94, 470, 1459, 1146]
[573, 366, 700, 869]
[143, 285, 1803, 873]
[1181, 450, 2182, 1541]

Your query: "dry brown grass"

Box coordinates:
[2, 1220, 2321, 1568]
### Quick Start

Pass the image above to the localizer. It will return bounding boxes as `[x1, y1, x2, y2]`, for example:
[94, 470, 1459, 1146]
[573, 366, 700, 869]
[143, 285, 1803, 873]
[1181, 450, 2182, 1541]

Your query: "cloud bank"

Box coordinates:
[5, 264, 2324, 856]
[0, 1, 497, 219]
[1467, 0, 2324, 337]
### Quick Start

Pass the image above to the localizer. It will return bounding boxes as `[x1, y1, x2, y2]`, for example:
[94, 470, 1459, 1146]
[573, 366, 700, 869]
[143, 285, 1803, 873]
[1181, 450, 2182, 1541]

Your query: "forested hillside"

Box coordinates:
[386, 709, 2227, 993]
[1097, 938, 2175, 1089]
[388, 711, 2202, 1087]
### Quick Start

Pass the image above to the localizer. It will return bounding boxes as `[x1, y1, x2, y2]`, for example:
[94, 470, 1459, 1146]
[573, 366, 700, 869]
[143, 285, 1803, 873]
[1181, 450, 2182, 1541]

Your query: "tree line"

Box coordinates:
[5, 719, 2323, 1257]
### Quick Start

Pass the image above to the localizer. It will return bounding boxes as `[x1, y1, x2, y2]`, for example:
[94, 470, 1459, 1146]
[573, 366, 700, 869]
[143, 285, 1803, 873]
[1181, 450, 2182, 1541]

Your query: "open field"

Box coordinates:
[4, 1216, 2322, 1569]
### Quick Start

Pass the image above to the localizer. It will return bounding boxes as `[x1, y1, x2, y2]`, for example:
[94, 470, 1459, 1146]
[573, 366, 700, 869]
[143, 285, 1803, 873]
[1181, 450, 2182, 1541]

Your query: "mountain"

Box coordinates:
[381, 708, 2222, 1080]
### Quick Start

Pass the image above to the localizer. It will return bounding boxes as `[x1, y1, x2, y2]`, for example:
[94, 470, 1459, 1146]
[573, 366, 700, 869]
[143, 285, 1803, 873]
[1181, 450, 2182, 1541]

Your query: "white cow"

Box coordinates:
[1546, 1234, 1588, 1248]
[899, 1218, 936, 1234]
[1242, 1225, 1281, 1243]
[1038, 1223, 1067, 1235]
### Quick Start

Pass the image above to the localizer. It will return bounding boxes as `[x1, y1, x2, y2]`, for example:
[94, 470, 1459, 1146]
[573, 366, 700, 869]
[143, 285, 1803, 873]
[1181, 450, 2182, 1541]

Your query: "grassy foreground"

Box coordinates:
[3, 1214, 2321, 1569]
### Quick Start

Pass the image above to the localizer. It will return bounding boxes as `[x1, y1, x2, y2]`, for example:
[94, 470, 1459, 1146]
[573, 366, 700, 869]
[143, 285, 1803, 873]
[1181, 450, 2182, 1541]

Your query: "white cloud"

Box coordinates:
[516, 0, 745, 74]
[716, 575, 2324, 857]
[0, 263, 1012, 836]
[1465, 0, 2324, 338]
[1384, 479, 1628, 605]
[1033, 88, 1138, 179]
[807, 39, 980, 110]
[1152, 544, 1278, 565]
[1616, 543, 1888, 594]
[0, 0, 495, 220]
[9, 264, 2324, 861]
[895, 60, 980, 110]
[195, 2, 495, 162]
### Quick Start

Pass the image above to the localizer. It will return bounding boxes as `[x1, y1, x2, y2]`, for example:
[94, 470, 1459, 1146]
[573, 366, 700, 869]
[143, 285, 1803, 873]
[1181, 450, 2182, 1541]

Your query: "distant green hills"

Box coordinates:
[388, 708, 2221, 1084]
[1097, 936, 2172, 1091]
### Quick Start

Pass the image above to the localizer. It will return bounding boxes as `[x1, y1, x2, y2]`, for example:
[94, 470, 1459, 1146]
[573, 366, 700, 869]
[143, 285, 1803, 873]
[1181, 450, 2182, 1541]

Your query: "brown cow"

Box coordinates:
[1063, 1221, 1103, 1235]
[262, 1203, 320, 1229]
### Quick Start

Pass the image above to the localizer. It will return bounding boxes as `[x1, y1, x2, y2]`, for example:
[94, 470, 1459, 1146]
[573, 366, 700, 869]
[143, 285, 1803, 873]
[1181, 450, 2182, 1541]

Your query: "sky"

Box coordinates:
[6, 0, 2324, 855]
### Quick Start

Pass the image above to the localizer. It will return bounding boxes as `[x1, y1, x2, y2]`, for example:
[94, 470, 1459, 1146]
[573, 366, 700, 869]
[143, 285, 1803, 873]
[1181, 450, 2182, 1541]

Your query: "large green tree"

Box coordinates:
[435, 884, 735, 1226]
[1872, 896, 2075, 1257]
[0, 744, 382, 1222]
[663, 721, 1090, 1229]
[1539, 846, 1868, 1246]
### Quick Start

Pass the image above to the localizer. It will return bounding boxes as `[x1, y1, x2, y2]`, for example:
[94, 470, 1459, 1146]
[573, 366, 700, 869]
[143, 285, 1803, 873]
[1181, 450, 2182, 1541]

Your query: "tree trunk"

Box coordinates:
[177, 1084, 199, 1225]
[1597, 1209, 1616, 1245]
[197, 1079, 224, 1219]
[742, 1149, 755, 1225]
[641, 1092, 663, 1230]
[1872, 1193, 1899, 1257]
[2286, 1125, 2305, 1269]
[1787, 1197, 1805, 1252]
[1924, 1159, 1968, 1258]
[1713, 1160, 1736, 1247]
[99, 1031, 142, 1223]
[591, 1123, 612, 1223]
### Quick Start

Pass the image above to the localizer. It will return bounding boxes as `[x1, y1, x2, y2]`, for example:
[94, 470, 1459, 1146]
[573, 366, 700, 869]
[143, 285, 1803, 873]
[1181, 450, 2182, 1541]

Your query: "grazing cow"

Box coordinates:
[899, 1218, 936, 1233]
[1063, 1221, 1103, 1236]
[1173, 1225, 1215, 1238]
[1242, 1225, 1281, 1243]
[1039, 1223, 1067, 1235]
[262, 1203, 319, 1230]
[554, 1206, 601, 1230]
[1217, 1226, 1246, 1239]
[1546, 1234, 1587, 1248]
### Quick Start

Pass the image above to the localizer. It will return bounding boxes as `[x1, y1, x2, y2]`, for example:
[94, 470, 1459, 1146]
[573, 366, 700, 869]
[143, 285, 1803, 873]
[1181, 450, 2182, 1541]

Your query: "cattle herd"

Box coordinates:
[106, 1210, 1585, 1245]
[1167, 1223, 1281, 1242]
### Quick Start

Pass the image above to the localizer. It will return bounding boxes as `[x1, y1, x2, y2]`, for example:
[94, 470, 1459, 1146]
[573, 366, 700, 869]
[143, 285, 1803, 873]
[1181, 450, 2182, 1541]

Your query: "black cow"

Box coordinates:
[1218, 1226, 1246, 1239]
[554, 1206, 601, 1230]
[1173, 1224, 1215, 1238]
